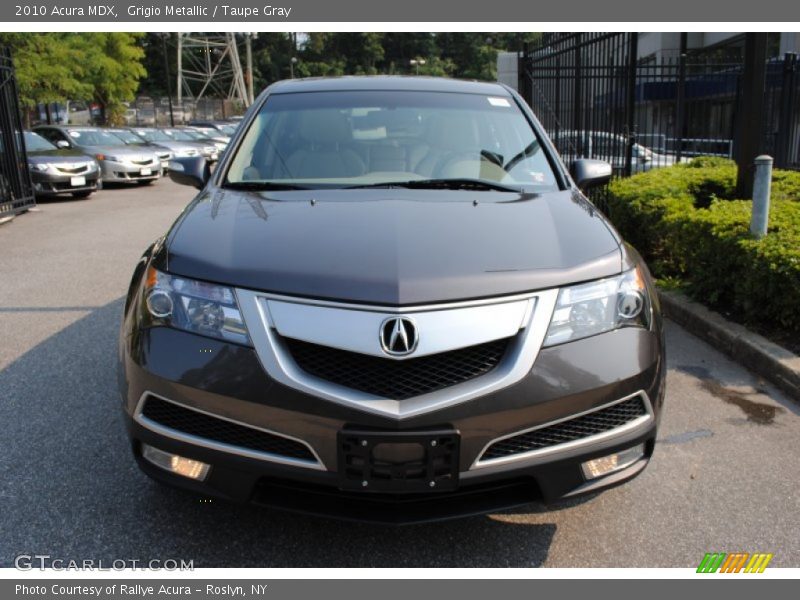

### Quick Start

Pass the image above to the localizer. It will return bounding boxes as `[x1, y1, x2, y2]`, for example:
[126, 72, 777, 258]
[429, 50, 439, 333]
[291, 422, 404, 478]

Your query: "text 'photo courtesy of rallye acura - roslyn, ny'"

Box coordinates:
[118, 76, 666, 524]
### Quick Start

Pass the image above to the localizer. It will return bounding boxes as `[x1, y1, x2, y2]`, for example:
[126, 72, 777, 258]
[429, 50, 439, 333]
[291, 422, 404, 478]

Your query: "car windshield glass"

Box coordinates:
[225, 90, 559, 191]
[67, 129, 123, 146]
[134, 129, 171, 142]
[110, 130, 144, 144]
[164, 129, 194, 141]
[24, 131, 57, 151]
[219, 124, 237, 135]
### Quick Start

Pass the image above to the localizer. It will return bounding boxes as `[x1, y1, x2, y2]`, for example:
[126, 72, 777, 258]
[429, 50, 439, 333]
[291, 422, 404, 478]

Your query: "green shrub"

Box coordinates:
[607, 158, 800, 335]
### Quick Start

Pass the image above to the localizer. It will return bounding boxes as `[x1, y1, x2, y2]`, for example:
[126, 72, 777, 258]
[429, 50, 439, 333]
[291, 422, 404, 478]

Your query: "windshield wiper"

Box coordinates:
[346, 178, 523, 193]
[222, 181, 312, 191]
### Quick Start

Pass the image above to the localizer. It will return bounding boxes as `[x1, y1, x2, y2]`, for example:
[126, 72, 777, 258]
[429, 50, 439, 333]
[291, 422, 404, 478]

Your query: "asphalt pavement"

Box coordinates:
[1, 179, 798, 568]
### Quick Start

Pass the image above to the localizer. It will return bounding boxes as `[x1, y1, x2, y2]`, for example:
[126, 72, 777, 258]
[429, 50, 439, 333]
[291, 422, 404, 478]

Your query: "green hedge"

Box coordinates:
[607, 158, 800, 334]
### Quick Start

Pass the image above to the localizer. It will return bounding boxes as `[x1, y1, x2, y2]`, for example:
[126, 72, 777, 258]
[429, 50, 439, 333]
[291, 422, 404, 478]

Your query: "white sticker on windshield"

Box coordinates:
[488, 97, 511, 107]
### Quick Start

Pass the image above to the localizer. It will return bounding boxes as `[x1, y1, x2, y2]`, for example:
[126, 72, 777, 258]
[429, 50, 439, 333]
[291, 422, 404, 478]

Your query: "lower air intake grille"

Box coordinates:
[480, 395, 648, 461]
[284, 337, 512, 400]
[140, 396, 316, 462]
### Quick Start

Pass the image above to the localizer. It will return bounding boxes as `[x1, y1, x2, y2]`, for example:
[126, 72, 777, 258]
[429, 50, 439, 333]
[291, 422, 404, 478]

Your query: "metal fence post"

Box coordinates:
[624, 33, 639, 177]
[751, 155, 773, 238]
[735, 33, 769, 197]
[675, 33, 688, 163]
[775, 53, 797, 168]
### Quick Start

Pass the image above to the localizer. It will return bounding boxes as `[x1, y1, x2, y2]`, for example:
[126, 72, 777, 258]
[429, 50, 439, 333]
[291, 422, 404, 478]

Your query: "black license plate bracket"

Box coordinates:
[338, 429, 460, 493]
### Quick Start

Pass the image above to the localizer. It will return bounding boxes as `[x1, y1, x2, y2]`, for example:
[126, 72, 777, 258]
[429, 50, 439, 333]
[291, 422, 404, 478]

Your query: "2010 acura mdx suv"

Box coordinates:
[119, 77, 666, 524]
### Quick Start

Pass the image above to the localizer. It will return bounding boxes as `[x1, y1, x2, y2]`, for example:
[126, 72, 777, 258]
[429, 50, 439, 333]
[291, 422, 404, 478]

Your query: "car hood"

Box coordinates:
[27, 148, 93, 162]
[164, 188, 622, 305]
[79, 144, 156, 158]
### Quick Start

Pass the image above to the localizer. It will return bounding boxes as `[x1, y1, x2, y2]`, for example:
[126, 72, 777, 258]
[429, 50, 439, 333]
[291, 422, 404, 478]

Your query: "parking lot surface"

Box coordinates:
[1, 180, 798, 567]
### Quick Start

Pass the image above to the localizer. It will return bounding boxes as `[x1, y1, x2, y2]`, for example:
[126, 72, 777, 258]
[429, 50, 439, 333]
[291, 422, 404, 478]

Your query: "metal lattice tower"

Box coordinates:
[176, 33, 248, 108]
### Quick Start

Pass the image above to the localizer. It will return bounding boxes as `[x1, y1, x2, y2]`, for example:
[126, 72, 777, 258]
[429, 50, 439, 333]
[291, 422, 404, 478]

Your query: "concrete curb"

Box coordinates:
[659, 289, 800, 402]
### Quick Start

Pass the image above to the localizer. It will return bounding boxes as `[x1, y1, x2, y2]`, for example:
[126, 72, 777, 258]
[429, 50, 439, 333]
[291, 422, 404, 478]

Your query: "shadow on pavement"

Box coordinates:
[0, 297, 558, 568]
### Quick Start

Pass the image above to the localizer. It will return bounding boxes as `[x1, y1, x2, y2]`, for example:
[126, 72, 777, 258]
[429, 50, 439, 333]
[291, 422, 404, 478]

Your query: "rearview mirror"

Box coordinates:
[570, 159, 613, 190]
[168, 156, 210, 189]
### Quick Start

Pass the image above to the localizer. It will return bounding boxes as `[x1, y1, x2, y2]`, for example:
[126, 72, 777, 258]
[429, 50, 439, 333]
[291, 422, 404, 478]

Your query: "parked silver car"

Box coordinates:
[159, 128, 219, 162]
[125, 127, 210, 163]
[553, 130, 677, 173]
[34, 126, 161, 185]
[106, 128, 173, 172]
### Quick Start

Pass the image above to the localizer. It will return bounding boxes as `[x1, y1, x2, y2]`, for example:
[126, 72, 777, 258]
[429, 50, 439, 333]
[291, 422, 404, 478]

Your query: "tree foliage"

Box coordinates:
[136, 32, 541, 96]
[1, 32, 147, 125]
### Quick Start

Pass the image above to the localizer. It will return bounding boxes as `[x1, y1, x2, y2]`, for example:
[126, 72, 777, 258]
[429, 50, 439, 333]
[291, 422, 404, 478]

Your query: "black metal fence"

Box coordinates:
[519, 33, 800, 208]
[0, 45, 35, 219]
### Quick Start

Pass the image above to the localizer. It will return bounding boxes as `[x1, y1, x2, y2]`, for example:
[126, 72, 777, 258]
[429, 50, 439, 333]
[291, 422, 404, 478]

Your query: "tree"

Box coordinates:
[0, 33, 92, 125]
[1, 33, 147, 126]
[78, 33, 147, 125]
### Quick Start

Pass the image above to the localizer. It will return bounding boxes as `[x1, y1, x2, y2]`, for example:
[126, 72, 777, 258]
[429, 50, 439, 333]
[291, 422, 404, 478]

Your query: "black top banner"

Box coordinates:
[2, 0, 800, 22]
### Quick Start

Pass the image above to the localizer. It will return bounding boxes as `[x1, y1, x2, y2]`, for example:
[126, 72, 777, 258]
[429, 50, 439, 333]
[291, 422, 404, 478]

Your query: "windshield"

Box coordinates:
[225, 90, 558, 191]
[67, 129, 124, 146]
[219, 124, 237, 135]
[186, 130, 212, 141]
[134, 129, 171, 142]
[163, 129, 195, 142]
[24, 131, 57, 151]
[110, 130, 144, 144]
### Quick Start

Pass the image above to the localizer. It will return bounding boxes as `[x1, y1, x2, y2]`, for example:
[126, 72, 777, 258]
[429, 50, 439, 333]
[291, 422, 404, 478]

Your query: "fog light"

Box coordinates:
[141, 444, 210, 481]
[581, 444, 644, 480]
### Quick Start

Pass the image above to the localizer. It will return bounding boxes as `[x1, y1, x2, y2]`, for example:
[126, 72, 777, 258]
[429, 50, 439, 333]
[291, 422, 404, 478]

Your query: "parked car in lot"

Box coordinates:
[120, 77, 665, 524]
[34, 126, 161, 185]
[184, 126, 230, 150]
[157, 128, 219, 162]
[122, 127, 212, 166]
[106, 128, 173, 173]
[552, 130, 677, 173]
[188, 120, 238, 137]
[23, 130, 99, 199]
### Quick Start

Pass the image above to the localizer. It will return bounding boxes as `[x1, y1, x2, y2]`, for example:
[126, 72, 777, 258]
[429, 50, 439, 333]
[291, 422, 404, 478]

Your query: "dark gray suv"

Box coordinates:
[119, 77, 665, 524]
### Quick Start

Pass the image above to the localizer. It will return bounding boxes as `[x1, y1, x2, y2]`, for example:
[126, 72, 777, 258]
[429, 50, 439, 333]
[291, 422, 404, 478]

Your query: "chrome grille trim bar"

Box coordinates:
[470, 390, 654, 470]
[236, 289, 560, 419]
[133, 392, 326, 470]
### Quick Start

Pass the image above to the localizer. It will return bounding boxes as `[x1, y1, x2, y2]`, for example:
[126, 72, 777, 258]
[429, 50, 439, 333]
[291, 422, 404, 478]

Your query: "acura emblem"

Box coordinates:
[380, 317, 418, 356]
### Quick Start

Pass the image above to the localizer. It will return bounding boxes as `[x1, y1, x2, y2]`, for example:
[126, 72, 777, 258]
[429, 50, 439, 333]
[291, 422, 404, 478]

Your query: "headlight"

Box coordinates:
[142, 267, 250, 345]
[543, 268, 650, 347]
[29, 163, 50, 172]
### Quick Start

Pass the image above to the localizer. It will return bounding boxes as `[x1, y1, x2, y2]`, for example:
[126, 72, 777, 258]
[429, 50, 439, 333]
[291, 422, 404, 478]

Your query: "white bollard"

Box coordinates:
[750, 155, 773, 239]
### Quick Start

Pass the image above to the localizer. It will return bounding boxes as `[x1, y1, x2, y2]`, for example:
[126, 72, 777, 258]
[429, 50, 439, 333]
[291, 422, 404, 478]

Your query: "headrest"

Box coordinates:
[298, 110, 352, 145]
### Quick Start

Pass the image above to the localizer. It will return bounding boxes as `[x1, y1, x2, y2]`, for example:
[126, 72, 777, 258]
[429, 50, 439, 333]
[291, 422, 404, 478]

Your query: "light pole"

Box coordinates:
[290, 56, 298, 79]
[160, 33, 175, 127]
[245, 33, 257, 106]
[409, 58, 427, 75]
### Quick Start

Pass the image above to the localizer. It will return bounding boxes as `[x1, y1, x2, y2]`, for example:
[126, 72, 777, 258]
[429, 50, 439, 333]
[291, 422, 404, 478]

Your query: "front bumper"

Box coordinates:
[100, 159, 161, 183]
[119, 319, 665, 524]
[31, 170, 99, 196]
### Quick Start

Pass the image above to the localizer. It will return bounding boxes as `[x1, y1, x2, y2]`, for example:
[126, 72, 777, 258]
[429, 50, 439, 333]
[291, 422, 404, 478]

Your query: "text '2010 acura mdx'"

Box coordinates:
[119, 77, 665, 524]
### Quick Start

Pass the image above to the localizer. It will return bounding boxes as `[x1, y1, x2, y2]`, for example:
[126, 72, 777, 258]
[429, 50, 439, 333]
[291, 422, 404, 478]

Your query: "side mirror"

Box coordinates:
[570, 159, 613, 190]
[168, 156, 209, 189]
[56, 140, 70, 149]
